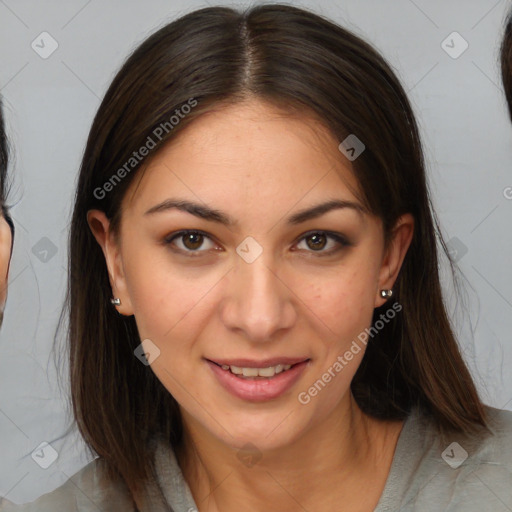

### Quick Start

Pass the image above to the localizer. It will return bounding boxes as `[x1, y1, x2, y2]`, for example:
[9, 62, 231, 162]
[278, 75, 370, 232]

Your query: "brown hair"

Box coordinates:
[0, 99, 13, 236]
[58, 4, 489, 502]
[501, 11, 512, 119]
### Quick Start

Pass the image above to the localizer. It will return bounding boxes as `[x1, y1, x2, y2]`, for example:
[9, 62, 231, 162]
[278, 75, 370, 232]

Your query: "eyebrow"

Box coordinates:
[144, 198, 366, 226]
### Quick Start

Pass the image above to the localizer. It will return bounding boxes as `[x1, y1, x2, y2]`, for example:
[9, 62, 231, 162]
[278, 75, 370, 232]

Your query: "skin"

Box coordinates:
[0, 214, 12, 325]
[89, 98, 414, 512]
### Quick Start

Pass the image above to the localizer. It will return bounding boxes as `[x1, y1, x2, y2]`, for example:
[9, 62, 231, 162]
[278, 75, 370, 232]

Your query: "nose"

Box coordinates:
[220, 254, 297, 343]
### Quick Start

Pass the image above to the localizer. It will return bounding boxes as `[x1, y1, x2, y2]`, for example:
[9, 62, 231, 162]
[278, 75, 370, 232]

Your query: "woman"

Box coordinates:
[0, 99, 14, 328]
[2, 5, 511, 511]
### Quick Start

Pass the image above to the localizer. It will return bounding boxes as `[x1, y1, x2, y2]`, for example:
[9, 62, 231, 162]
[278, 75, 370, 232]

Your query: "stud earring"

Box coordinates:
[110, 297, 121, 306]
[380, 289, 393, 299]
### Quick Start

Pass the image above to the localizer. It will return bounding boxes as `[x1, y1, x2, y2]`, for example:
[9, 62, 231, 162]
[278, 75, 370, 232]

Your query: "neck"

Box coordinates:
[177, 394, 404, 512]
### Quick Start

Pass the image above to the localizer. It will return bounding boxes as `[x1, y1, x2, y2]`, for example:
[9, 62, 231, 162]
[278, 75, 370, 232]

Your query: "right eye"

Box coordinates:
[164, 230, 219, 255]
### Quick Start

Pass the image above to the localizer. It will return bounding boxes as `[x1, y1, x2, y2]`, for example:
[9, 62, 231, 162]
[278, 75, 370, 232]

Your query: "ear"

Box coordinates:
[87, 210, 134, 316]
[375, 213, 414, 308]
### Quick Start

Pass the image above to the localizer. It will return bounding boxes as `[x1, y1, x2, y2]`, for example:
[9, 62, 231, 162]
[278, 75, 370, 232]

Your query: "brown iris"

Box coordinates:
[182, 232, 204, 250]
[305, 233, 327, 251]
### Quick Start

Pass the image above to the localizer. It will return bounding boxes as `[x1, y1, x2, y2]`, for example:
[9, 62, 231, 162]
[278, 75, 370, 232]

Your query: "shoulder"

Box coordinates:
[0, 458, 135, 512]
[386, 405, 512, 511]
[437, 405, 512, 467]
[485, 404, 512, 436]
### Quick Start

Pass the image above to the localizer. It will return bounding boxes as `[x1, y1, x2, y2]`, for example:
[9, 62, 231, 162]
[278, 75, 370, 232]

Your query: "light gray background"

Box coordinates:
[1, 0, 511, 504]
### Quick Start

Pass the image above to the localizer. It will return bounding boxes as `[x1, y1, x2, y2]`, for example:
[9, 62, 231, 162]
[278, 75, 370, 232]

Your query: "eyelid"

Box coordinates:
[164, 229, 213, 243]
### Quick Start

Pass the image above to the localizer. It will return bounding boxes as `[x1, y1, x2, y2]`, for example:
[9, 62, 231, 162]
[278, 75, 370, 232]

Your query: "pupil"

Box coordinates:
[307, 233, 326, 250]
[184, 233, 203, 250]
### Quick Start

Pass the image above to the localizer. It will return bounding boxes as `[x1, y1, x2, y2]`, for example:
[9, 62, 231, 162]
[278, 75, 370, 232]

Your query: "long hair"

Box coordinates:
[62, 4, 489, 501]
[501, 11, 512, 119]
[0, 99, 13, 237]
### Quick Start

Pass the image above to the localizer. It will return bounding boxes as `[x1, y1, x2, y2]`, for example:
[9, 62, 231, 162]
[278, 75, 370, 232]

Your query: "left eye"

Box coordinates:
[295, 231, 347, 254]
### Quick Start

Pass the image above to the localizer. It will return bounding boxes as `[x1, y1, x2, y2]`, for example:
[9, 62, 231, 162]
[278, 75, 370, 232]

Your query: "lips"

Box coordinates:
[206, 357, 310, 402]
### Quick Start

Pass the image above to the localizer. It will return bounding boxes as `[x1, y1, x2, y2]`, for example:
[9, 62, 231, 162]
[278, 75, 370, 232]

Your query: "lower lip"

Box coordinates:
[207, 360, 309, 402]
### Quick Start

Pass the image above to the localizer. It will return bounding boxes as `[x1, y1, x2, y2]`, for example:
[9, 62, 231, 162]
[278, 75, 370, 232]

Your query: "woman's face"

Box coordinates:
[0, 213, 12, 325]
[90, 99, 413, 451]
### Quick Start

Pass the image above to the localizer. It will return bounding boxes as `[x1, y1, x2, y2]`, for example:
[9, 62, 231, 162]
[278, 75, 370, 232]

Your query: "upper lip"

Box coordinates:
[207, 357, 310, 368]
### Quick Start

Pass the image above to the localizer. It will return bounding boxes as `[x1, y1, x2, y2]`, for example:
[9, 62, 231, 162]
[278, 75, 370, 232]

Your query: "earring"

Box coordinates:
[110, 297, 121, 306]
[380, 289, 393, 299]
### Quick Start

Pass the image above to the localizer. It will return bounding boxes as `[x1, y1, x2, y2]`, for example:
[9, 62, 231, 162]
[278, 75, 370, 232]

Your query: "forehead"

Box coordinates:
[123, 99, 364, 217]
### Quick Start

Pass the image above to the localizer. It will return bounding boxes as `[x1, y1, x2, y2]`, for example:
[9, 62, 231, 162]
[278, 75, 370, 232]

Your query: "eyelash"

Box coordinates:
[163, 229, 351, 257]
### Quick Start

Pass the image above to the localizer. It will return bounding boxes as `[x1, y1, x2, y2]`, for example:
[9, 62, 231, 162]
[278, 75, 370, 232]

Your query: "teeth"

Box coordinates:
[221, 363, 293, 378]
[258, 366, 276, 377]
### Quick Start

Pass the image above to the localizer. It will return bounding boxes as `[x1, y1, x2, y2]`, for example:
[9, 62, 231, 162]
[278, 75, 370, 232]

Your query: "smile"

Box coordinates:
[218, 363, 293, 378]
[206, 358, 310, 401]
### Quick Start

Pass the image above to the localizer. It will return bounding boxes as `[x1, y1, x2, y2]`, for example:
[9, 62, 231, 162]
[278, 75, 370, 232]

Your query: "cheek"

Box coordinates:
[298, 263, 380, 343]
[123, 254, 217, 401]
[294, 268, 378, 410]
[121, 246, 223, 341]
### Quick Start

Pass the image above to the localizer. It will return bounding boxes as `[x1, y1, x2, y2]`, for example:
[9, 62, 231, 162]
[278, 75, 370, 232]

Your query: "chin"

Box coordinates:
[213, 408, 307, 452]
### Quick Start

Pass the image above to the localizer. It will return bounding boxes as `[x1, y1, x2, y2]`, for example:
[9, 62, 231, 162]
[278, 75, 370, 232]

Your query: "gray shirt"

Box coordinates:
[1, 405, 511, 511]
